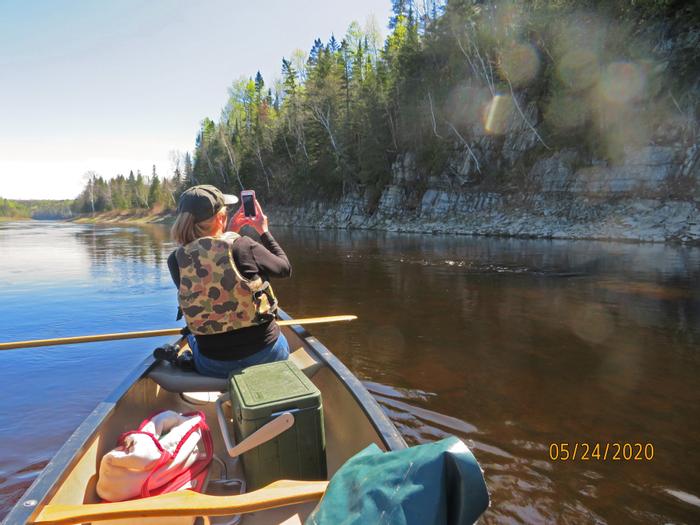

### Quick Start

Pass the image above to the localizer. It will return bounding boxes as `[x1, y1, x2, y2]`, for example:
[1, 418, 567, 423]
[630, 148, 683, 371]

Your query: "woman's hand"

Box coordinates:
[227, 200, 269, 235]
[227, 207, 246, 233]
[249, 200, 269, 234]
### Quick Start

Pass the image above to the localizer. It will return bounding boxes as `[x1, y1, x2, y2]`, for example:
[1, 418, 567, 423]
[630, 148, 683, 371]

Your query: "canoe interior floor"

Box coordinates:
[37, 334, 387, 525]
[43, 379, 317, 525]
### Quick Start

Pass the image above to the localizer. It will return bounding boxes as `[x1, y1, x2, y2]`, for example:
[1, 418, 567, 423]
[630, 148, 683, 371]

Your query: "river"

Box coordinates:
[1, 220, 699, 523]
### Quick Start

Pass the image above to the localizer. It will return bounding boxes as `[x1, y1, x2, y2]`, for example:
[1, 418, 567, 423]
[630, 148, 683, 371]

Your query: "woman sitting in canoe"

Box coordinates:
[167, 184, 291, 378]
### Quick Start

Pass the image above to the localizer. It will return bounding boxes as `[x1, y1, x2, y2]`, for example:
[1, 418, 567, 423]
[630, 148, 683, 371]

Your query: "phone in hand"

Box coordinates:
[241, 190, 256, 217]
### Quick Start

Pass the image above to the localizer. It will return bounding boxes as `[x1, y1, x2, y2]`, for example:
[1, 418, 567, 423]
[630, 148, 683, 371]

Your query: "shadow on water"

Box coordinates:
[1, 222, 700, 523]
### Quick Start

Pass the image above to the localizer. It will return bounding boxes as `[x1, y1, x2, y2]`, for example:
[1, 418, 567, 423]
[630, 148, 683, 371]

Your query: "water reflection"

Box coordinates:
[0, 220, 178, 520]
[72, 224, 176, 290]
[1, 222, 699, 523]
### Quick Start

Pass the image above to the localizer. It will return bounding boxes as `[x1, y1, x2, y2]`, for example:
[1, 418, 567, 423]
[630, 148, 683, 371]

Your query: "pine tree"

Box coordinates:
[389, 0, 409, 29]
[308, 38, 324, 66]
[148, 176, 161, 208]
[254, 71, 264, 94]
[183, 152, 194, 186]
[328, 35, 339, 52]
[282, 58, 297, 95]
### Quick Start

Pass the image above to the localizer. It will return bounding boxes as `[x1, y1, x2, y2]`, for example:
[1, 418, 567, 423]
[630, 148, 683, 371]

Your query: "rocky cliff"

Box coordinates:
[270, 144, 700, 243]
[269, 19, 700, 244]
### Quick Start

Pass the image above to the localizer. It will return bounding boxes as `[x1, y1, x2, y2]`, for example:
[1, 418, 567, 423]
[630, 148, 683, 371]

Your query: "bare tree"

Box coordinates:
[83, 171, 98, 213]
[310, 103, 341, 159]
[291, 49, 308, 83]
[168, 150, 182, 179]
[218, 127, 244, 190]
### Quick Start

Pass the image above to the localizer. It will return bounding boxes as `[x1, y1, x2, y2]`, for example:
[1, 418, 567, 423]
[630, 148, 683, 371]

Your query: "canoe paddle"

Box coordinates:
[0, 315, 357, 351]
[33, 479, 328, 524]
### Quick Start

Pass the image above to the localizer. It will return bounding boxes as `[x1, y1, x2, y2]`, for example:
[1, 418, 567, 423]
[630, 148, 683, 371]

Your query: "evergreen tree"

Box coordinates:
[308, 38, 324, 66]
[281, 58, 297, 95]
[254, 71, 265, 94]
[183, 153, 194, 185]
[148, 176, 161, 208]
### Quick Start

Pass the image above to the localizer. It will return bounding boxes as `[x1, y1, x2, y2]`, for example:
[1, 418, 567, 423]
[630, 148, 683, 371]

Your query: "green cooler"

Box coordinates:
[228, 360, 327, 489]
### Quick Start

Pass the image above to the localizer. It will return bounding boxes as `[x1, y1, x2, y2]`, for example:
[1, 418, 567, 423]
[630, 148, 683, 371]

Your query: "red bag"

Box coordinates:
[96, 410, 213, 502]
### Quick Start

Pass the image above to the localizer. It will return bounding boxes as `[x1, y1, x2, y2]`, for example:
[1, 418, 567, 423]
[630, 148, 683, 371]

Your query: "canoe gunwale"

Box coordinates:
[277, 309, 406, 452]
[4, 308, 406, 524]
[3, 354, 156, 525]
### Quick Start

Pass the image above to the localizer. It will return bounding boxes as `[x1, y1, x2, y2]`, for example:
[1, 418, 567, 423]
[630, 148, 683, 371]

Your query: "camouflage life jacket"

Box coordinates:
[175, 232, 277, 335]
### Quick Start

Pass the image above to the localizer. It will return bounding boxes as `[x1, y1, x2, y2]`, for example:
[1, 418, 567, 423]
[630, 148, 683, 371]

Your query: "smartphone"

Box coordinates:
[241, 190, 256, 217]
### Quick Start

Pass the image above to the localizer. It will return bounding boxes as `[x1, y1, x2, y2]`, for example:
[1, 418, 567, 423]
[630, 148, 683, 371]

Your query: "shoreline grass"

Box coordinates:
[70, 209, 175, 226]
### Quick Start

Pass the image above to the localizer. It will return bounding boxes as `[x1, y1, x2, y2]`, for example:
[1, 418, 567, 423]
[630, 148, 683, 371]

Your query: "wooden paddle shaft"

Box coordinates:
[0, 315, 357, 351]
[34, 479, 329, 524]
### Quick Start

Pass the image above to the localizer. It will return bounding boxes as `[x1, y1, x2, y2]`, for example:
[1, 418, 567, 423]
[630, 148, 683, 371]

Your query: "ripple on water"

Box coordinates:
[664, 488, 700, 509]
[0, 461, 48, 521]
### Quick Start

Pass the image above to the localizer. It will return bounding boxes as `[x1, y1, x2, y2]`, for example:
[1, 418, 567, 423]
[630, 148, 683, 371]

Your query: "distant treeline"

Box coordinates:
[0, 198, 74, 219]
[71, 166, 184, 214]
[73, 0, 698, 212]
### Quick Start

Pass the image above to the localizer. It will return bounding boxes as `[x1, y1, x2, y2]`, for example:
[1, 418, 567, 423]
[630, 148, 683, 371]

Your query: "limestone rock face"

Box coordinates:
[443, 147, 481, 187]
[268, 139, 698, 243]
[377, 185, 406, 215]
[679, 145, 700, 201]
[568, 147, 679, 195]
[502, 99, 541, 166]
[419, 190, 454, 219]
[391, 153, 418, 185]
[529, 149, 579, 192]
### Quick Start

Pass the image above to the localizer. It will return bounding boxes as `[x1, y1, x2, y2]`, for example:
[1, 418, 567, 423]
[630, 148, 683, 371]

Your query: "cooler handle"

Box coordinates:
[216, 393, 295, 458]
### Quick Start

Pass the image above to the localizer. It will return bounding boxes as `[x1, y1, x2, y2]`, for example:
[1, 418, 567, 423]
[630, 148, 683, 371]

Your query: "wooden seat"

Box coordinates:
[148, 349, 322, 394]
[148, 361, 228, 393]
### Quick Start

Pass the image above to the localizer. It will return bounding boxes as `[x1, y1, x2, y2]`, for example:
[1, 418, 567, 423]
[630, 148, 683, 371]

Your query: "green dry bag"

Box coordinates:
[306, 436, 489, 525]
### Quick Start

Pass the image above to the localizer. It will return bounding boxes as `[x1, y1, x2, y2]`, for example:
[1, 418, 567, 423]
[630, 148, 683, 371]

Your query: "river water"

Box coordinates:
[0, 220, 699, 523]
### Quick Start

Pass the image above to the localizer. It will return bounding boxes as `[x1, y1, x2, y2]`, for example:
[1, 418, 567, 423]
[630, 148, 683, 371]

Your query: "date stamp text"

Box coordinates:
[548, 442, 654, 461]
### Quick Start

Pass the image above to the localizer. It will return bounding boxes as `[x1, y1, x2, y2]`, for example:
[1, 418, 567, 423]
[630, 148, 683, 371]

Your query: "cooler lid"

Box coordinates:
[230, 360, 321, 420]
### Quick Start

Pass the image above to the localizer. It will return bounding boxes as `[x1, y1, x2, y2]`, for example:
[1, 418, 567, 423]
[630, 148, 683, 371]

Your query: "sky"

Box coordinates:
[0, 0, 392, 200]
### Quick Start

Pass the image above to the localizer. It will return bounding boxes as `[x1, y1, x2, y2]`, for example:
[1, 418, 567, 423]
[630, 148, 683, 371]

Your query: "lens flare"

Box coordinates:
[568, 304, 614, 345]
[499, 43, 540, 87]
[484, 95, 514, 135]
[479, 1, 523, 46]
[557, 49, 600, 91]
[552, 12, 607, 60]
[545, 94, 589, 130]
[598, 62, 647, 104]
[447, 84, 493, 136]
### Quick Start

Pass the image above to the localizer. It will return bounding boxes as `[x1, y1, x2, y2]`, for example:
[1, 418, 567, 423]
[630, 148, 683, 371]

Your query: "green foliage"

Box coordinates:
[0, 198, 73, 219]
[72, 0, 698, 209]
[0, 198, 31, 218]
[72, 169, 177, 214]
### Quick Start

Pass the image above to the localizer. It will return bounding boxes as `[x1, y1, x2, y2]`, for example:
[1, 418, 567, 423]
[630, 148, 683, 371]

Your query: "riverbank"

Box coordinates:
[267, 192, 700, 245]
[68, 193, 700, 245]
[269, 144, 700, 245]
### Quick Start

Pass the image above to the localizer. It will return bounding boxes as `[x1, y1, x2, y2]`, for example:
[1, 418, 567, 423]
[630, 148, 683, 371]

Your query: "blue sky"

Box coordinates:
[0, 0, 391, 199]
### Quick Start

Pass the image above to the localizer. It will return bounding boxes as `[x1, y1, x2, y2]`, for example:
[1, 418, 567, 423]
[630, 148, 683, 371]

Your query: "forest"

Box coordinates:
[60, 0, 700, 215]
[0, 198, 73, 219]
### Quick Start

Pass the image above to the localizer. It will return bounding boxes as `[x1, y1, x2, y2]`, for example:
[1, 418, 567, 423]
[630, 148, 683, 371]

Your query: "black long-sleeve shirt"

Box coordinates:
[167, 232, 291, 360]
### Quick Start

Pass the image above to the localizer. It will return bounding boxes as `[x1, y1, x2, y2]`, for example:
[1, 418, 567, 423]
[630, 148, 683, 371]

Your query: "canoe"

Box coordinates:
[5, 309, 407, 525]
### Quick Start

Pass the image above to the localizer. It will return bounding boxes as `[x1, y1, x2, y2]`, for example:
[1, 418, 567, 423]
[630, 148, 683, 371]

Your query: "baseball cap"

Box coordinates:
[177, 185, 238, 222]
